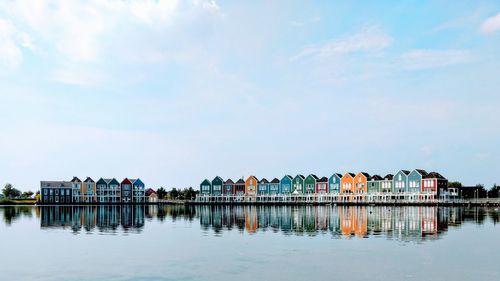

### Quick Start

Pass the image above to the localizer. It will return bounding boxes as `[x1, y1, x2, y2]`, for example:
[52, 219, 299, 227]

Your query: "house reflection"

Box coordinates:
[28, 205, 498, 240]
[196, 205, 473, 241]
[40, 205, 145, 233]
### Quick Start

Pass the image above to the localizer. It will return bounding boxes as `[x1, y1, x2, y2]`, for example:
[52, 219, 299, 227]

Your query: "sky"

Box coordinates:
[1, 0, 500, 191]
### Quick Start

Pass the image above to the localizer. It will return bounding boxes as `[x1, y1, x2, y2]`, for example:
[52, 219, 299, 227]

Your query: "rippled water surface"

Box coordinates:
[0, 205, 499, 281]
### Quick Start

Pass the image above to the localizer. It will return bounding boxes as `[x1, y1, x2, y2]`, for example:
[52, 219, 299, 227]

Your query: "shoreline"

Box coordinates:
[1, 201, 500, 207]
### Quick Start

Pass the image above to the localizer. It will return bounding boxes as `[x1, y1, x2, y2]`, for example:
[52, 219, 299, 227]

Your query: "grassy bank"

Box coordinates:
[0, 198, 36, 205]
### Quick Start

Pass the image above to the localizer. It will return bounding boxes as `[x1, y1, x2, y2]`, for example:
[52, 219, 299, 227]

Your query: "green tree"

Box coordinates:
[21, 191, 34, 199]
[448, 181, 462, 189]
[2, 183, 21, 199]
[488, 184, 500, 198]
[170, 188, 179, 200]
[156, 187, 167, 199]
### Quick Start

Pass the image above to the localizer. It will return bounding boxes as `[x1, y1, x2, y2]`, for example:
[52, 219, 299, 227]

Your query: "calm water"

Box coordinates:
[0, 205, 499, 281]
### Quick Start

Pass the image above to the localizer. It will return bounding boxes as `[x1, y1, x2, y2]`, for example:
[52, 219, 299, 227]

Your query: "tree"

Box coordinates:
[156, 187, 167, 199]
[170, 188, 179, 200]
[21, 191, 34, 199]
[448, 181, 462, 189]
[2, 183, 21, 199]
[488, 184, 500, 198]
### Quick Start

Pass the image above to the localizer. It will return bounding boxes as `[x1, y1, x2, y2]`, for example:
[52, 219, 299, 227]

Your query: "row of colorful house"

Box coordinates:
[40, 177, 146, 204]
[199, 169, 449, 201]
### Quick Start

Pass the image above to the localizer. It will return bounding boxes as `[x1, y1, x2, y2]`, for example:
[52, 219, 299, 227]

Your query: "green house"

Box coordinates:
[367, 175, 383, 194]
[304, 174, 319, 193]
[293, 175, 305, 193]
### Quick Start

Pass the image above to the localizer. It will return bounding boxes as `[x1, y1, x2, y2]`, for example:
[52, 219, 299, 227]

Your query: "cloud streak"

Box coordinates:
[290, 26, 392, 61]
[480, 12, 500, 33]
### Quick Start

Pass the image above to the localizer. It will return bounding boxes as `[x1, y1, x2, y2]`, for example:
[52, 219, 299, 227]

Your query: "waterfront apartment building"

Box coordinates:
[41, 181, 73, 204]
[198, 169, 450, 203]
[40, 177, 146, 204]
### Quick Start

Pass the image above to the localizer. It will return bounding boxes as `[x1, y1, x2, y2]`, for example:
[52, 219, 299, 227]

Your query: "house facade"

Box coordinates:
[341, 173, 355, 194]
[132, 178, 146, 203]
[304, 174, 318, 194]
[245, 176, 258, 196]
[316, 177, 329, 194]
[40, 181, 72, 204]
[223, 179, 234, 195]
[82, 177, 96, 203]
[367, 175, 383, 194]
[408, 169, 428, 194]
[234, 179, 245, 195]
[293, 175, 305, 194]
[258, 178, 269, 194]
[329, 173, 342, 193]
[280, 175, 293, 194]
[121, 178, 133, 203]
[200, 179, 212, 196]
[354, 172, 370, 195]
[211, 176, 223, 196]
[381, 174, 393, 193]
[71, 177, 82, 203]
[269, 178, 280, 194]
[393, 170, 410, 195]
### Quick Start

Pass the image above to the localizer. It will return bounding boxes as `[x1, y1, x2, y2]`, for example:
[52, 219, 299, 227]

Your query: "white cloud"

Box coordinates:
[480, 13, 500, 33]
[0, 18, 34, 67]
[2, 0, 219, 63]
[399, 49, 471, 70]
[291, 25, 392, 61]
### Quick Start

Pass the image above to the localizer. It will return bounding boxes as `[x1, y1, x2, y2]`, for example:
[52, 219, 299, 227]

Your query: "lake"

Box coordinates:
[0, 205, 499, 281]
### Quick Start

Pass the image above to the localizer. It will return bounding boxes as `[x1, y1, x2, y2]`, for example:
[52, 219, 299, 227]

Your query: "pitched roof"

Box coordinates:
[235, 179, 245, 184]
[384, 174, 394, 180]
[259, 178, 269, 184]
[370, 175, 383, 181]
[104, 178, 113, 184]
[401, 170, 410, 175]
[317, 177, 328, 182]
[343, 172, 355, 178]
[270, 178, 280, 184]
[358, 172, 370, 178]
[224, 179, 234, 184]
[70, 177, 81, 183]
[212, 176, 224, 182]
[295, 174, 305, 179]
[414, 169, 429, 176]
[84, 177, 94, 183]
[332, 173, 342, 178]
[145, 188, 156, 196]
[307, 174, 319, 180]
[425, 172, 446, 179]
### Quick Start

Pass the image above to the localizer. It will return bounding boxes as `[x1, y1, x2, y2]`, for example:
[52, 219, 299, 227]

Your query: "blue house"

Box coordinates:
[258, 178, 270, 194]
[328, 173, 342, 193]
[393, 170, 410, 195]
[211, 176, 223, 196]
[132, 178, 145, 203]
[200, 179, 212, 196]
[280, 175, 293, 194]
[269, 178, 280, 194]
[408, 169, 428, 194]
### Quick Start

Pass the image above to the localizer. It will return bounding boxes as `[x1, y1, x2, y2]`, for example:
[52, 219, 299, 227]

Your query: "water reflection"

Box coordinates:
[197, 205, 500, 241]
[0, 205, 498, 240]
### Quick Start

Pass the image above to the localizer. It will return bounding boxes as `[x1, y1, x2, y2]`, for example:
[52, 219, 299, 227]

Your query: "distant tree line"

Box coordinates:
[448, 181, 500, 199]
[154, 187, 198, 201]
[1, 183, 35, 200]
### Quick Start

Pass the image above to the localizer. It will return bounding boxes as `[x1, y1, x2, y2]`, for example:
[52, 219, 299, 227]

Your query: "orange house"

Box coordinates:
[354, 172, 370, 194]
[340, 173, 355, 194]
[245, 176, 258, 196]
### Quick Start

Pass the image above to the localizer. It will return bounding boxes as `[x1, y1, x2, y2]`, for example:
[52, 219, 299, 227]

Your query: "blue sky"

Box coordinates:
[1, 0, 500, 191]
